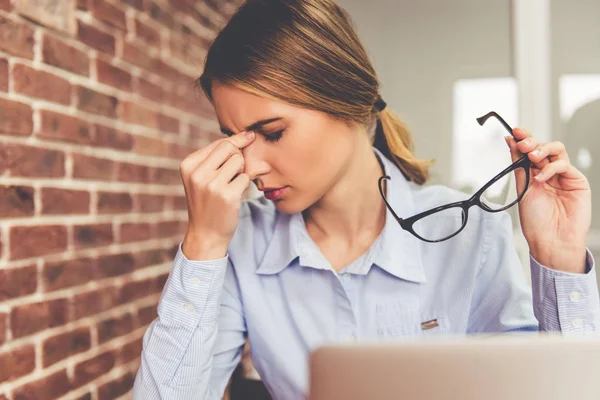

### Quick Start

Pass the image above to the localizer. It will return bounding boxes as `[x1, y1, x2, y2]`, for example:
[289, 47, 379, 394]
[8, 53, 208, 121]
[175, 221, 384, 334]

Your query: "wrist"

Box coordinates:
[529, 241, 587, 274]
[182, 231, 229, 261]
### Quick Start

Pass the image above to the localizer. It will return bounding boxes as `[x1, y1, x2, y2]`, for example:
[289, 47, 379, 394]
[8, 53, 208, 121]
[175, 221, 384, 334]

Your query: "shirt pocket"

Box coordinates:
[374, 300, 450, 340]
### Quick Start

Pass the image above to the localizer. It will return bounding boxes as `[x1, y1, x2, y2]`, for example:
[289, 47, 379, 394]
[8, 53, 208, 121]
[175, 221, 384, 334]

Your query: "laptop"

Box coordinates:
[308, 334, 600, 400]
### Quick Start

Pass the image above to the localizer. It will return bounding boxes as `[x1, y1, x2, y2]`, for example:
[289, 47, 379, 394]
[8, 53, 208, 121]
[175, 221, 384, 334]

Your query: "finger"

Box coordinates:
[203, 133, 254, 171]
[181, 130, 254, 171]
[534, 159, 583, 183]
[515, 135, 540, 155]
[512, 127, 532, 141]
[212, 153, 245, 186]
[530, 141, 569, 163]
[228, 172, 251, 195]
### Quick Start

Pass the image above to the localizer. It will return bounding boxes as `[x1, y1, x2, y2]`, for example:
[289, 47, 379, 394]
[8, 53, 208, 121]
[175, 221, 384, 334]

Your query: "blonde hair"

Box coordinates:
[197, 0, 433, 184]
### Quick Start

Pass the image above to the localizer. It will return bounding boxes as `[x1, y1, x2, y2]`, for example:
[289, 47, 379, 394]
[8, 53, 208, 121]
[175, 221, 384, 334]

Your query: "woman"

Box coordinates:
[133, 0, 599, 399]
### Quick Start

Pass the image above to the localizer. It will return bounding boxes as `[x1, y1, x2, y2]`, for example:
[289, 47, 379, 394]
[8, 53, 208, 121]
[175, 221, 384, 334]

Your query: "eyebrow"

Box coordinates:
[219, 118, 282, 136]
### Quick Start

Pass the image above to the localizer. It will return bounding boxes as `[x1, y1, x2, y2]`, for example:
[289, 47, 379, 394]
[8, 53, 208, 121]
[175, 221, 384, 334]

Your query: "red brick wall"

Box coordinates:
[0, 0, 239, 398]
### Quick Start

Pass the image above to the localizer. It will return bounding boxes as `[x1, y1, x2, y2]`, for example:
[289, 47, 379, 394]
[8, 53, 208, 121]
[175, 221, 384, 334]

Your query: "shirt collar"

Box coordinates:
[256, 147, 426, 283]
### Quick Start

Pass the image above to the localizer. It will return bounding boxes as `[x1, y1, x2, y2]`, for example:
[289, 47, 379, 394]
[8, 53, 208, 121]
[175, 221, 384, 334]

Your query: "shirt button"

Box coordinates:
[190, 277, 201, 286]
[183, 302, 195, 312]
[569, 290, 582, 303]
[572, 318, 584, 328]
[342, 274, 351, 282]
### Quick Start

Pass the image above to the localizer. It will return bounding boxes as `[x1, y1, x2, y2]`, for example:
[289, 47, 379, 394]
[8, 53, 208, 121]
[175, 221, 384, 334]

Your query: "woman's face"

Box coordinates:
[211, 83, 364, 214]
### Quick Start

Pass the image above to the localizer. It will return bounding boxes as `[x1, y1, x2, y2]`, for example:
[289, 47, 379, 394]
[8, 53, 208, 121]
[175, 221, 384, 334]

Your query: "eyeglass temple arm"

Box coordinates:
[476, 111, 518, 139]
[378, 176, 404, 223]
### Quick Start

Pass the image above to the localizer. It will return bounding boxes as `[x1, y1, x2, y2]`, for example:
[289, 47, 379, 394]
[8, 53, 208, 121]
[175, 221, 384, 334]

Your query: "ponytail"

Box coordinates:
[373, 109, 433, 185]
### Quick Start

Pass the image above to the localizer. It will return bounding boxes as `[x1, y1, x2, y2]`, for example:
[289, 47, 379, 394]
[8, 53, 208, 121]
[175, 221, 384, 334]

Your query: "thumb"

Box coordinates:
[226, 130, 256, 149]
[505, 136, 528, 195]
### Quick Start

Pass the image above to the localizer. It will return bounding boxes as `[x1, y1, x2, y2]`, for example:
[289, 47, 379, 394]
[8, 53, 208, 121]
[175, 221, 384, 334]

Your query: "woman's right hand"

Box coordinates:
[179, 130, 256, 260]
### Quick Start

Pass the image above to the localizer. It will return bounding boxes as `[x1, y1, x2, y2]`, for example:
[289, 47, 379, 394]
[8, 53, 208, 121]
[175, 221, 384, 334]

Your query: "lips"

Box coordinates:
[262, 187, 287, 201]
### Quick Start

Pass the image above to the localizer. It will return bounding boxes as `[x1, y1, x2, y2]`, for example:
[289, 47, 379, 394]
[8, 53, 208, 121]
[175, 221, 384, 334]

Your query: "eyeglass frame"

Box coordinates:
[378, 111, 532, 243]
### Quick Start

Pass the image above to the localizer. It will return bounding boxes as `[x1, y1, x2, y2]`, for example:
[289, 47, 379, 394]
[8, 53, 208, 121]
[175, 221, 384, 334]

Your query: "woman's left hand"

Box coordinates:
[506, 128, 591, 274]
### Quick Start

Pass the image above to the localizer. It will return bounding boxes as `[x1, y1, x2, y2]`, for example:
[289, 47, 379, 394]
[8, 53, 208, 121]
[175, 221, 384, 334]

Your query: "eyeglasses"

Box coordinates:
[378, 111, 531, 243]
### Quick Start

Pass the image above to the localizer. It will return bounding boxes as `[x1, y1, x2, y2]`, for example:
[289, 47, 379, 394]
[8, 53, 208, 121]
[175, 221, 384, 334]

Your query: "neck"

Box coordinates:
[303, 138, 387, 247]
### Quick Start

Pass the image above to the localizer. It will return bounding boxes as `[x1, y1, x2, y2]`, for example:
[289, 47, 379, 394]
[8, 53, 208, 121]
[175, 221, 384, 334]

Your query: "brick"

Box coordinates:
[120, 101, 158, 128]
[122, 0, 143, 11]
[169, 91, 203, 114]
[78, 21, 115, 55]
[158, 113, 179, 134]
[98, 313, 134, 344]
[0, 313, 5, 345]
[39, 110, 93, 145]
[74, 223, 114, 248]
[117, 162, 150, 183]
[122, 41, 156, 71]
[72, 154, 115, 181]
[119, 337, 143, 364]
[11, 298, 69, 338]
[77, 0, 88, 10]
[151, 167, 180, 185]
[72, 287, 120, 319]
[0, 98, 33, 136]
[97, 371, 135, 400]
[42, 34, 89, 76]
[13, 369, 71, 400]
[134, 18, 160, 47]
[98, 253, 135, 278]
[92, 125, 133, 150]
[154, 59, 184, 83]
[120, 222, 152, 243]
[0, 16, 34, 59]
[43, 256, 98, 292]
[155, 272, 168, 290]
[10, 225, 68, 260]
[95, 59, 132, 91]
[0, 144, 65, 177]
[97, 191, 133, 213]
[137, 305, 158, 326]
[120, 277, 156, 303]
[90, 0, 127, 30]
[41, 187, 90, 215]
[133, 135, 168, 157]
[73, 351, 116, 386]
[138, 194, 164, 213]
[170, 0, 193, 14]
[76, 86, 118, 117]
[134, 248, 169, 269]
[138, 77, 163, 102]
[0, 185, 35, 218]
[42, 327, 91, 367]
[13, 64, 71, 105]
[156, 220, 183, 238]
[0, 59, 7, 91]
[168, 142, 190, 160]
[76, 393, 93, 400]
[0, 345, 35, 382]
[172, 195, 187, 211]
[0, 0, 11, 10]
[146, 1, 174, 28]
[0, 265, 37, 301]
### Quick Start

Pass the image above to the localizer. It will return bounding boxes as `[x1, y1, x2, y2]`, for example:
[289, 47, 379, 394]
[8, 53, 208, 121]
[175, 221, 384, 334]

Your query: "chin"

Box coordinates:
[270, 198, 305, 215]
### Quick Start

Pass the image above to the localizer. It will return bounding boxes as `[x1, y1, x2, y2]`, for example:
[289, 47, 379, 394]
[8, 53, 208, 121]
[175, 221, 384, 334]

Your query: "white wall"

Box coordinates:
[337, 0, 512, 184]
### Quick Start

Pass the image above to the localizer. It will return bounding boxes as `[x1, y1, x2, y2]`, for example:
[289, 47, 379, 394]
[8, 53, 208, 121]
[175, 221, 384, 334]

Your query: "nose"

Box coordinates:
[241, 140, 271, 181]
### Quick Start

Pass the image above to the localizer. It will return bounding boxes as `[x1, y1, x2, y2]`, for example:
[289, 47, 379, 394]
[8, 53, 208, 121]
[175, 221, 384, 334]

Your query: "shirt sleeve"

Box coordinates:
[530, 249, 600, 333]
[132, 242, 247, 399]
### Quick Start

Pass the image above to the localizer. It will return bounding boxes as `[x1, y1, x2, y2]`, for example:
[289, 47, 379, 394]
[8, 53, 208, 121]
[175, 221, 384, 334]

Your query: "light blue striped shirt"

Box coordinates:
[133, 147, 600, 400]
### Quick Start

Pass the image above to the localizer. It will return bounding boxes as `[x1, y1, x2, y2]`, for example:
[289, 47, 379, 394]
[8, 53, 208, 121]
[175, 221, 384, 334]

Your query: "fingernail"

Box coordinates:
[531, 148, 541, 156]
[535, 172, 544, 181]
[245, 131, 255, 139]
